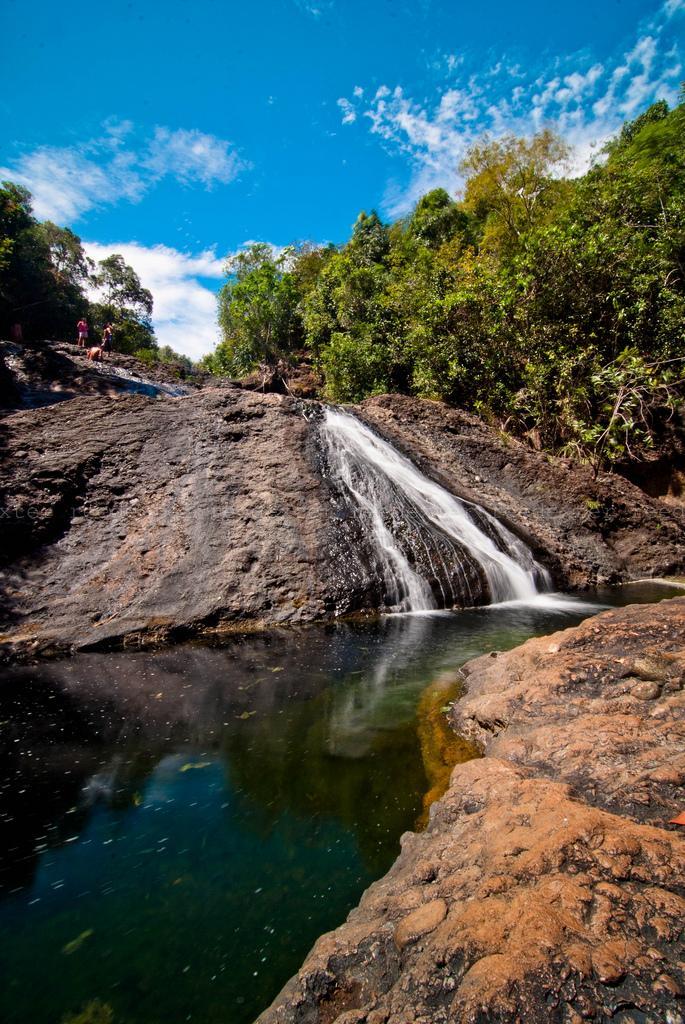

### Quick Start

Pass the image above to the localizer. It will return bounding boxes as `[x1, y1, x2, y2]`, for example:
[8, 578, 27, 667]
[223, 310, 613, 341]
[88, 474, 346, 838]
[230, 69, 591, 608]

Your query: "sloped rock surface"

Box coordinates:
[359, 394, 685, 587]
[0, 387, 369, 657]
[1, 345, 685, 657]
[0, 338, 202, 409]
[258, 598, 685, 1024]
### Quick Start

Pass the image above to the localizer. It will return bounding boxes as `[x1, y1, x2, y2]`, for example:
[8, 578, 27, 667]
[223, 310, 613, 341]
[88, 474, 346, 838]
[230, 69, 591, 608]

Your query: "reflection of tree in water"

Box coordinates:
[0, 676, 109, 895]
[0, 613, 493, 893]
[220, 700, 426, 875]
[0, 729, 172, 896]
[0, 659, 193, 896]
[219, 616, 439, 874]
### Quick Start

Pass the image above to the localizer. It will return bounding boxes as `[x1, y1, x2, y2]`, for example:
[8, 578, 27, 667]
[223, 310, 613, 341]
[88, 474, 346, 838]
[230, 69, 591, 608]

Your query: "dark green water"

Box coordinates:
[0, 585, 680, 1024]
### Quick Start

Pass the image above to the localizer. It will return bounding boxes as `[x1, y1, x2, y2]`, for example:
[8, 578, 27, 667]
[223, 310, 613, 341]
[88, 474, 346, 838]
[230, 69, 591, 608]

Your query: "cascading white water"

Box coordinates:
[321, 407, 551, 612]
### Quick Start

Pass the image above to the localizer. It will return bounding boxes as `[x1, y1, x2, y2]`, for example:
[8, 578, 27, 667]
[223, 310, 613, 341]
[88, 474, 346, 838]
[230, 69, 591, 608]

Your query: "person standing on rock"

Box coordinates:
[102, 323, 113, 357]
[77, 318, 89, 348]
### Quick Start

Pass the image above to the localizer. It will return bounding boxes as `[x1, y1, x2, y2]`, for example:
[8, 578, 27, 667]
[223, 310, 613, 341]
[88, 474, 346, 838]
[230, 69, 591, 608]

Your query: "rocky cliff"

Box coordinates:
[359, 394, 685, 588]
[1, 340, 684, 659]
[257, 597, 685, 1024]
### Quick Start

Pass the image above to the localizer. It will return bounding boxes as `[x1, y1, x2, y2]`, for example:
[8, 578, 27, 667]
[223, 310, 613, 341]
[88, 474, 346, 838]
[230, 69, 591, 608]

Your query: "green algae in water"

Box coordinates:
[0, 588, 676, 1024]
[62, 1000, 114, 1024]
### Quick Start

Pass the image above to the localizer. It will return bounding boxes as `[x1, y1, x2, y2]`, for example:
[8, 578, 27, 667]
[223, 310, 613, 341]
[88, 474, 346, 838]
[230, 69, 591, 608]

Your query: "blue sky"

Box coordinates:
[1, 0, 683, 357]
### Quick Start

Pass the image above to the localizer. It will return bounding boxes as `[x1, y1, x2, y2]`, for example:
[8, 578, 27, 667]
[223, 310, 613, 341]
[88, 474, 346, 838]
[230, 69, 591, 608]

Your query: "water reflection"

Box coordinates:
[0, 585, 679, 1024]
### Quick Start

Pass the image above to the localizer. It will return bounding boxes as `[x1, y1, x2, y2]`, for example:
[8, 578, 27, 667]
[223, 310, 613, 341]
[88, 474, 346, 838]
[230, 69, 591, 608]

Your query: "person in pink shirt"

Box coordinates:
[77, 318, 89, 348]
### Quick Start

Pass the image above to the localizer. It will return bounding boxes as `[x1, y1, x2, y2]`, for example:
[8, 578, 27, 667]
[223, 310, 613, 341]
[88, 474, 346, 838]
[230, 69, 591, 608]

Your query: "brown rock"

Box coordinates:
[0, 386, 373, 657]
[631, 680, 661, 700]
[258, 601, 685, 1024]
[394, 899, 447, 949]
[653, 973, 683, 996]
[2, 345, 684, 657]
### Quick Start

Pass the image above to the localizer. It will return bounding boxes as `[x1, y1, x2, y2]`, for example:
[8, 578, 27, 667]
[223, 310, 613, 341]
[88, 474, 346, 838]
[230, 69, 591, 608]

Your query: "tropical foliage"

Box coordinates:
[0, 182, 186, 365]
[205, 96, 685, 471]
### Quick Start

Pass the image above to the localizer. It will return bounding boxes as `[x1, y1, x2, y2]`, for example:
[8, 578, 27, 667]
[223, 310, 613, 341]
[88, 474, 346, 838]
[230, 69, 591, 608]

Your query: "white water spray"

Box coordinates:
[321, 407, 551, 611]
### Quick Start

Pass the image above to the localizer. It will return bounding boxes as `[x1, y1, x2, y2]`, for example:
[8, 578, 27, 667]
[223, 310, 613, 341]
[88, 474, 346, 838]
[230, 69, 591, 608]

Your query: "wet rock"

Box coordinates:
[359, 394, 685, 588]
[0, 386, 370, 658]
[1, 349, 684, 656]
[0, 338, 206, 409]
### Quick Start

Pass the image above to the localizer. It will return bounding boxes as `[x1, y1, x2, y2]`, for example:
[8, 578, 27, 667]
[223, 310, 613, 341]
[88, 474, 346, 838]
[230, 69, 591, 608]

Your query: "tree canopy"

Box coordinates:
[0, 183, 170, 358]
[202, 96, 684, 472]
[202, 243, 303, 376]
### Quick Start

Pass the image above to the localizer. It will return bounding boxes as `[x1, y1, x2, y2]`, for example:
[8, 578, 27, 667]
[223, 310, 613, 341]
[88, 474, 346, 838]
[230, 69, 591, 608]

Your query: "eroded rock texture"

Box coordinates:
[258, 598, 685, 1024]
[0, 387, 370, 657]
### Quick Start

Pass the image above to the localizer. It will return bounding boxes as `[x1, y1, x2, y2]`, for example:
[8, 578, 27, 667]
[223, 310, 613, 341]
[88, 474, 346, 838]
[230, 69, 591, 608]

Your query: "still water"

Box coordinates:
[0, 586, 679, 1024]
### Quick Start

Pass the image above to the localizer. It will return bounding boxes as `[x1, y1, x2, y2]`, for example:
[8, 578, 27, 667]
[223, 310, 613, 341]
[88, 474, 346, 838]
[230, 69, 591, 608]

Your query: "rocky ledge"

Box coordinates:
[0, 386, 373, 658]
[258, 597, 685, 1024]
[1, 341, 685, 659]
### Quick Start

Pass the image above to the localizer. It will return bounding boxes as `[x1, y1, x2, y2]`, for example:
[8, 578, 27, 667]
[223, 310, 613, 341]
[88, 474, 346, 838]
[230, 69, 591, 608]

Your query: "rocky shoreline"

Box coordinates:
[258, 597, 685, 1024]
[2, 341, 685, 1020]
[2, 341, 685, 660]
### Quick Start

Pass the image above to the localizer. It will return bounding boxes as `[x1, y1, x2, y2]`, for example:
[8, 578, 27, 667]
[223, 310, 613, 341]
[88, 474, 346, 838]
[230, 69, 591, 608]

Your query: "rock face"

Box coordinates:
[0, 386, 371, 657]
[1, 341, 685, 658]
[359, 394, 685, 587]
[257, 598, 685, 1024]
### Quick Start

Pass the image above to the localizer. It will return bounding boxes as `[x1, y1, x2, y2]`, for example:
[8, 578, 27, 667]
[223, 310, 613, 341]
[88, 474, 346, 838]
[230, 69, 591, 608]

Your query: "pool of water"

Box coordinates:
[0, 584, 681, 1024]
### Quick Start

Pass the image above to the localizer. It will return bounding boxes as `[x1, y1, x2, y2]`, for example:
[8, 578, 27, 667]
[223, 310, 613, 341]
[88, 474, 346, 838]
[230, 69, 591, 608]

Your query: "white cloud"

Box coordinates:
[337, 98, 357, 125]
[84, 241, 226, 360]
[337, 2, 683, 216]
[0, 146, 145, 223]
[0, 123, 248, 225]
[82, 239, 292, 361]
[144, 127, 246, 187]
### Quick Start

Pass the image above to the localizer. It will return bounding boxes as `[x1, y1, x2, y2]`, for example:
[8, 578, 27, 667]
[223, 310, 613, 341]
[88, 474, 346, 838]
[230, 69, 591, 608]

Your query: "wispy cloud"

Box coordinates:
[0, 123, 249, 225]
[144, 128, 244, 187]
[84, 241, 226, 360]
[337, 0, 683, 216]
[293, 0, 333, 16]
[1, 147, 146, 225]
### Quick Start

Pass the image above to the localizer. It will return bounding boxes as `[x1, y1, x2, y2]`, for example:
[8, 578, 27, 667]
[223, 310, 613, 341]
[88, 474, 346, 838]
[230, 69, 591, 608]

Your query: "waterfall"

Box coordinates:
[320, 407, 551, 612]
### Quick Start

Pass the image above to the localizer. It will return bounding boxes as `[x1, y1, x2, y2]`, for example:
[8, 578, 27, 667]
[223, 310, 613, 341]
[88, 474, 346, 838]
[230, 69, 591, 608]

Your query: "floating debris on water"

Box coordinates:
[62, 929, 94, 955]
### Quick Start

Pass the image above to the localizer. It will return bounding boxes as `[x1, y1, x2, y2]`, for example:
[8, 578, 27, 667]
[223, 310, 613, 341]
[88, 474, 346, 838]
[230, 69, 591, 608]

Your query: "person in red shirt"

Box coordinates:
[77, 318, 89, 348]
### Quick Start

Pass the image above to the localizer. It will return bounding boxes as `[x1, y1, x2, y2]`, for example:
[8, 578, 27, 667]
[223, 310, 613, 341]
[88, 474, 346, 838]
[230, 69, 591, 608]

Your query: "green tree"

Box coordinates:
[91, 254, 155, 353]
[461, 130, 570, 252]
[406, 188, 469, 249]
[207, 243, 301, 376]
[348, 210, 390, 266]
[0, 182, 90, 339]
[37, 222, 93, 285]
[203, 97, 685, 473]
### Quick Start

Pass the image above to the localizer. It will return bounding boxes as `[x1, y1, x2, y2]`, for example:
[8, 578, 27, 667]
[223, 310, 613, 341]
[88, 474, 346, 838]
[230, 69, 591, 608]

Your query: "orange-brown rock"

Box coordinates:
[452, 597, 685, 827]
[258, 599, 685, 1024]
